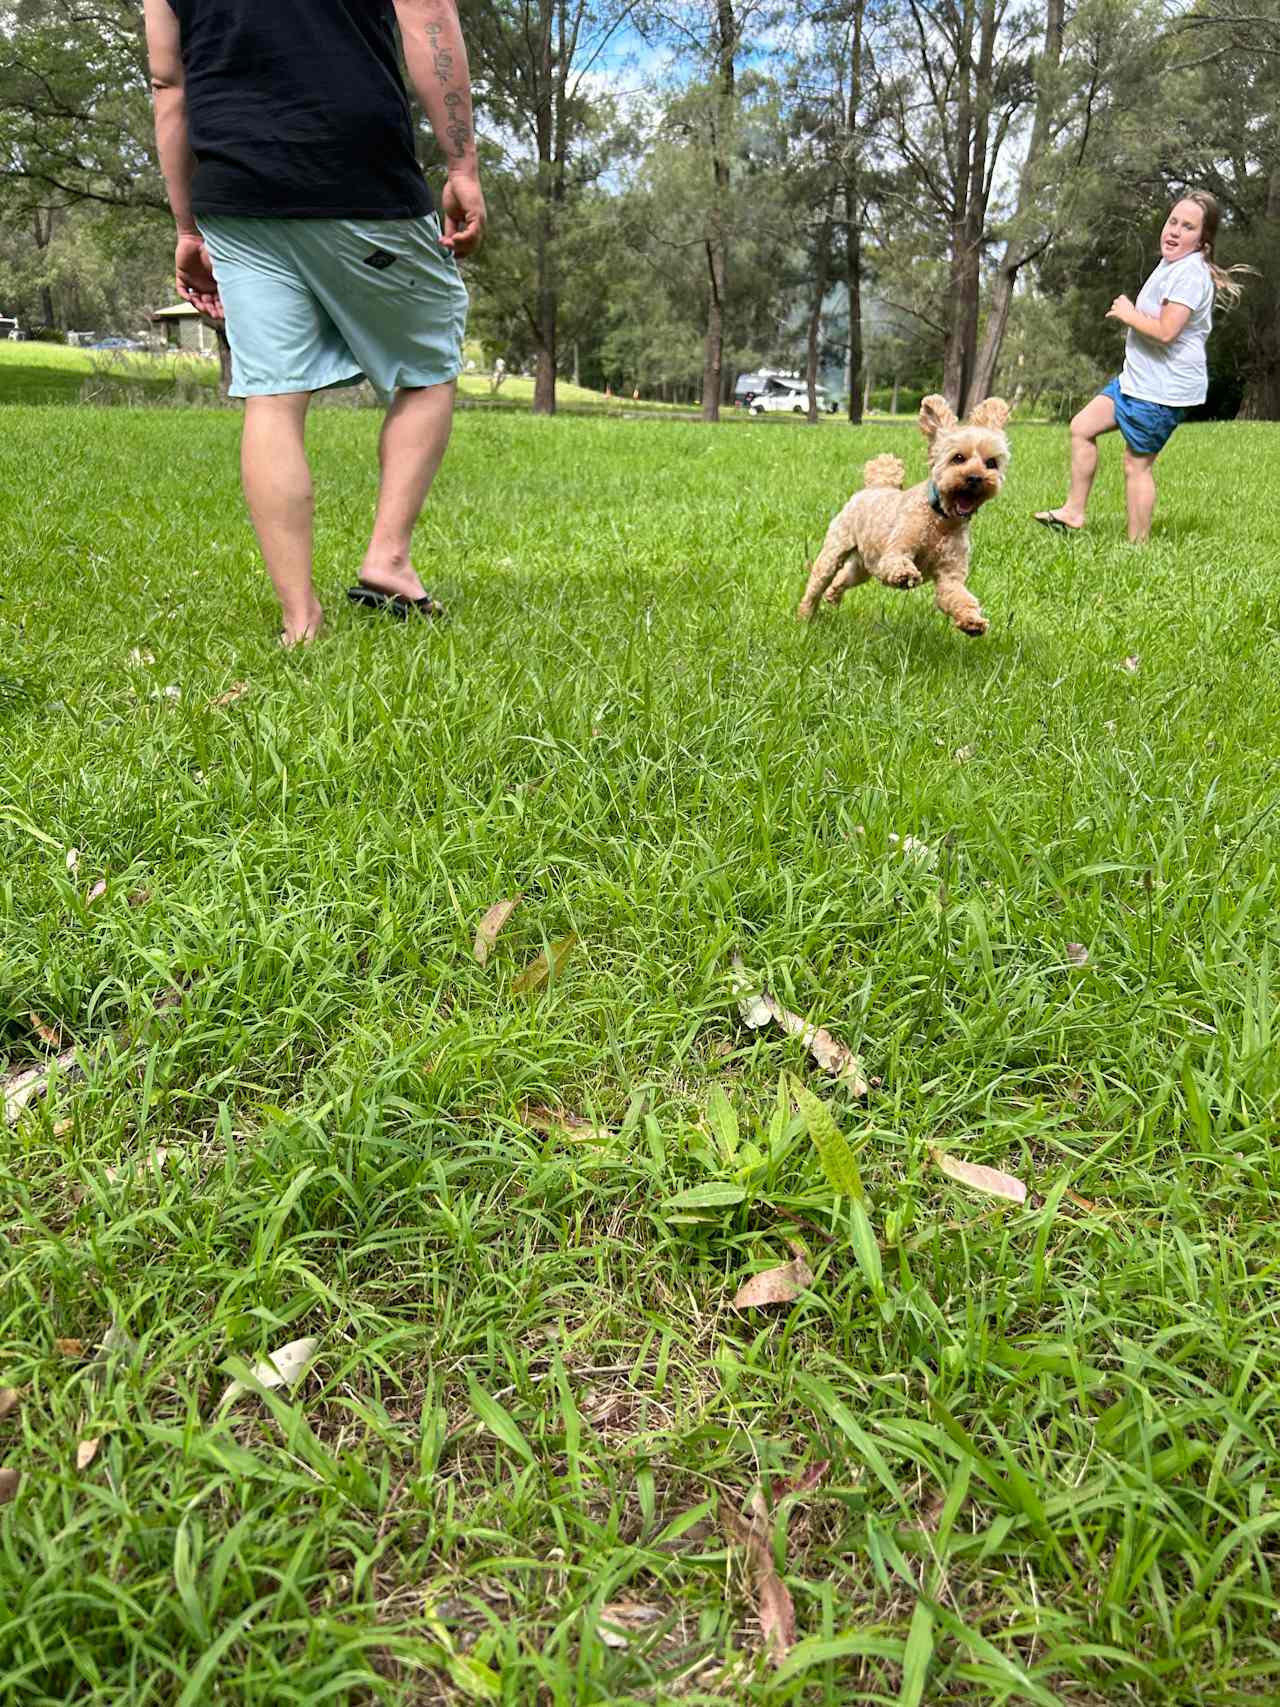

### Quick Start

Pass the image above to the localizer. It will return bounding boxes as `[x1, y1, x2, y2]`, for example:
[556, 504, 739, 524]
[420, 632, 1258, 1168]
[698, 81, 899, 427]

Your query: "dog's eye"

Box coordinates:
[952, 452, 965, 463]
[985, 457, 998, 469]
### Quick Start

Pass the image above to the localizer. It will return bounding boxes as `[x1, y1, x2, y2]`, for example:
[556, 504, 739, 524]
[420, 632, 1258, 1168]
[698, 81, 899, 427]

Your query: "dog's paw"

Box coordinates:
[957, 613, 989, 637]
[883, 562, 922, 589]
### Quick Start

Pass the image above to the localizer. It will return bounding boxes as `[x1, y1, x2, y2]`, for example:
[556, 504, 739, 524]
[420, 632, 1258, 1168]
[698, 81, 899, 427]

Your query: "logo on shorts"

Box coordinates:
[362, 249, 398, 270]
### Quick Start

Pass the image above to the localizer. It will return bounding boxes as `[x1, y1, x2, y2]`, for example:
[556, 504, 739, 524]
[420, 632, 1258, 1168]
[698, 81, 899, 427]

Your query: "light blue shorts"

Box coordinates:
[199, 214, 469, 398]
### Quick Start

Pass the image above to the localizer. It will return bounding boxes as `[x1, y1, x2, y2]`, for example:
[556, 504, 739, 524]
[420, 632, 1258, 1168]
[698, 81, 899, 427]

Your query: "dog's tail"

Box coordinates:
[863, 454, 905, 489]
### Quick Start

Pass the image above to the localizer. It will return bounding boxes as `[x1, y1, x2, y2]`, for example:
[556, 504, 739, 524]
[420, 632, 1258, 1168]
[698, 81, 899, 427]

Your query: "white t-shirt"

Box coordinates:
[1120, 252, 1214, 407]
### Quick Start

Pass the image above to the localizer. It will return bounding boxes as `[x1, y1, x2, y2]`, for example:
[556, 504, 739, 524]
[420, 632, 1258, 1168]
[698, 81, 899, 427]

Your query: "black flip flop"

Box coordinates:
[1032, 511, 1082, 535]
[347, 583, 447, 620]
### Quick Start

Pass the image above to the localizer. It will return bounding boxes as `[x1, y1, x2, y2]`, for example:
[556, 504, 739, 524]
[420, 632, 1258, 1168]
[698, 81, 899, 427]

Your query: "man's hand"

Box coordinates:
[175, 232, 223, 320]
[1106, 294, 1135, 324]
[441, 173, 486, 258]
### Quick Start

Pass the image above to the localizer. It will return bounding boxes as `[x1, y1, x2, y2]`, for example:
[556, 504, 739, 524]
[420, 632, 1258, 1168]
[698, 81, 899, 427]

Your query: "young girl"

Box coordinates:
[1035, 190, 1248, 542]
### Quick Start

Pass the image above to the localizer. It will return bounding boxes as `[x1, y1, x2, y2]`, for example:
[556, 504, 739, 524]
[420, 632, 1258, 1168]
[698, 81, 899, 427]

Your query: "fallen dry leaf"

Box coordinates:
[210, 681, 250, 708]
[775, 1459, 831, 1500]
[473, 896, 520, 965]
[104, 1147, 173, 1186]
[730, 958, 868, 1095]
[128, 889, 152, 908]
[127, 648, 155, 667]
[953, 745, 974, 763]
[29, 1013, 62, 1049]
[223, 1335, 319, 1405]
[724, 1491, 800, 1669]
[3, 1066, 46, 1125]
[757, 1570, 796, 1666]
[1121, 654, 1140, 673]
[52, 1119, 72, 1138]
[734, 980, 774, 1031]
[511, 932, 577, 995]
[521, 1104, 614, 1143]
[1064, 1188, 1104, 1213]
[75, 1438, 100, 1471]
[1065, 942, 1089, 967]
[3, 1044, 80, 1126]
[0, 1468, 18, 1504]
[66, 847, 80, 873]
[730, 1462, 828, 1667]
[933, 1149, 1027, 1205]
[54, 1338, 86, 1359]
[732, 1254, 814, 1309]
[597, 1602, 664, 1650]
[0, 1388, 20, 1421]
[86, 879, 108, 904]
[4, 1044, 82, 1125]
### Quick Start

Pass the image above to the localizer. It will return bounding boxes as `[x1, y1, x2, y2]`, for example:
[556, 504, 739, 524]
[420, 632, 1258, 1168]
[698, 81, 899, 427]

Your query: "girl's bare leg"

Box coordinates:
[1041, 393, 1119, 529]
[1123, 447, 1158, 542]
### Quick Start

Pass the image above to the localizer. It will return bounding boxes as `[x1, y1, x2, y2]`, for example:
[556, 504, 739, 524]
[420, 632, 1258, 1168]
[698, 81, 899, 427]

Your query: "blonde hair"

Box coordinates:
[1177, 189, 1257, 307]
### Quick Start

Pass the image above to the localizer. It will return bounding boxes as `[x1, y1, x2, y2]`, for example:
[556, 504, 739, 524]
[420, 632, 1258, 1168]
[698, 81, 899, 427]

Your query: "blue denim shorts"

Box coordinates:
[200, 214, 469, 398]
[1101, 377, 1184, 459]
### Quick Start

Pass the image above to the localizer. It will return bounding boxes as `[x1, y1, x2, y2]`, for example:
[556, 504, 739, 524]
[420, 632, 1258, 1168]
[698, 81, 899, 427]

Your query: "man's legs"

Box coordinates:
[241, 391, 324, 646]
[1122, 447, 1158, 542]
[1043, 393, 1119, 529]
[358, 381, 457, 601]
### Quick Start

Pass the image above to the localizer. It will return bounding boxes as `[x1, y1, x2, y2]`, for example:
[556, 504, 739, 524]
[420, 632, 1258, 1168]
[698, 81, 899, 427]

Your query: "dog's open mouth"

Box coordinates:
[952, 494, 979, 516]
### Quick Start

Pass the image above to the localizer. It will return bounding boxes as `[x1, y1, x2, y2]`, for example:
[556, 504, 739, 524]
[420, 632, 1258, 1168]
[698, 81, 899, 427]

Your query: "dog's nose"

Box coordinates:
[964, 473, 984, 488]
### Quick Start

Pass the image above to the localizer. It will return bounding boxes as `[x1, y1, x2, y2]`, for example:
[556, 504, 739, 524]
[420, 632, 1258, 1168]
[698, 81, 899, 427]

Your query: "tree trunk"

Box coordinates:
[533, 227, 557, 416]
[531, 0, 562, 417]
[32, 209, 58, 328]
[845, 222, 863, 424]
[891, 376, 899, 414]
[843, 0, 865, 425]
[942, 0, 996, 410]
[968, 264, 1016, 407]
[702, 0, 737, 422]
[964, 0, 1066, 410]
[1237, 160, 1280, 419]
[805, 216, 833, 424]
[702, 236, 725, 421]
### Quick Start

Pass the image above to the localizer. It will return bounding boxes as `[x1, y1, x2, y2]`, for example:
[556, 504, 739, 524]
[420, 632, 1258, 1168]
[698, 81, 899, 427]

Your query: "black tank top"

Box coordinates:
[168, 0, 432, 220]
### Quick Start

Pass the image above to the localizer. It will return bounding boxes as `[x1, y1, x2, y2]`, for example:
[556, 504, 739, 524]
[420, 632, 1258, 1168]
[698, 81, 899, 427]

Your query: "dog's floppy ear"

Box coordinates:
[967, 396, 1010, 430]
[918, 394, 958, 442]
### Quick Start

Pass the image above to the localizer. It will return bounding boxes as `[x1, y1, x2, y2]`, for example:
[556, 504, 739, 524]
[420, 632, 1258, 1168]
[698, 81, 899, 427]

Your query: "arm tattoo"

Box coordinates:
[442, 87, 470, 158]
[423, 21, 453, 85]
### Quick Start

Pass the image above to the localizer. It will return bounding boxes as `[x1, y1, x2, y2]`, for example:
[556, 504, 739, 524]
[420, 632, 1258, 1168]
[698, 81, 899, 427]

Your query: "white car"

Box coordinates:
[750, 382, 838, 416]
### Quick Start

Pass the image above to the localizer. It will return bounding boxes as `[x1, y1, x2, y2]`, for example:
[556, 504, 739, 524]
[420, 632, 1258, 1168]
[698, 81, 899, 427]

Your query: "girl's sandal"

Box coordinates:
[1033, 510, 1083, 534]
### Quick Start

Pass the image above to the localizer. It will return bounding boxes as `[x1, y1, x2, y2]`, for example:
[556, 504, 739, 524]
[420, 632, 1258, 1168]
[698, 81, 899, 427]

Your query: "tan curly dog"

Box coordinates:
[797, 394, 1011, 637]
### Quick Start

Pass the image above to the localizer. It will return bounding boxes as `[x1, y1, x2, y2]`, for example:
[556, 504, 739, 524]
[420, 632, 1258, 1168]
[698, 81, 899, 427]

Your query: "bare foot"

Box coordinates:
[1033, 509, 1084, 533]
[280, 600, 325, 648]
[357, 554, 427, 602]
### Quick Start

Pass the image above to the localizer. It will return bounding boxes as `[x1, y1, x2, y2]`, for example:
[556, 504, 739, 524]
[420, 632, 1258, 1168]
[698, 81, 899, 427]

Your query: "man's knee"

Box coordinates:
[1123, 448, 1155, 477]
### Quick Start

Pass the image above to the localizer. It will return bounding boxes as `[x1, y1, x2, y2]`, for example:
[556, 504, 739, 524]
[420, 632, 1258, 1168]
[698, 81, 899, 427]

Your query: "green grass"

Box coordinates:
[0, 341, 220, 406]
[0, 343, 698, 414]
[2, 403, 1280, 1704]
[456, 372, 703, 414]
